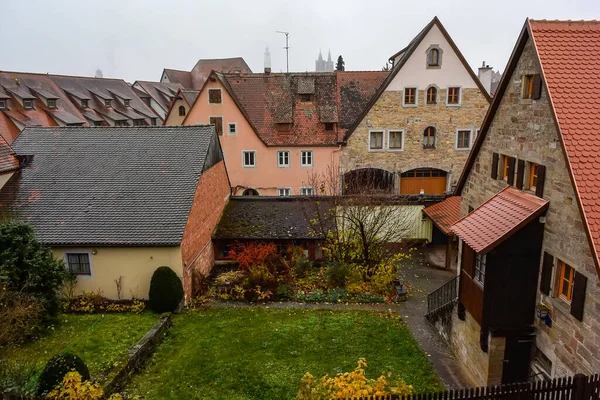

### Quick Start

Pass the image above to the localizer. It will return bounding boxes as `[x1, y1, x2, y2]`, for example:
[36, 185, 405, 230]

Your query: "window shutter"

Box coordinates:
[535, 165, 546, 197]
[507, 157, 516, 186]
[491, 153, 499, 179]
[570, 271, 587, 321]
[531, 74, 542, 100]
[516, 160, 525, 189]
[539, 252, 553, 295]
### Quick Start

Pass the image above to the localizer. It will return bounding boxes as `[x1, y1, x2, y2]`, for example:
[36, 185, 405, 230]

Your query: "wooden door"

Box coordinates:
[502, 334, 534, 384]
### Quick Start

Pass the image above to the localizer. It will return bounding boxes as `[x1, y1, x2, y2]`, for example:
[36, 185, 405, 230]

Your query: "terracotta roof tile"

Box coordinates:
[0, 134, 19, 174]
[450, 187, 548, 254]
[423, 196, 461, 235]
[529, 19, 600, 266]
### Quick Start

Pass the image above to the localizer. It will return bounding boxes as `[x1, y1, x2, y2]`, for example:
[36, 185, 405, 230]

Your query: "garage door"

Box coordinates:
[400, 168, 447, 194]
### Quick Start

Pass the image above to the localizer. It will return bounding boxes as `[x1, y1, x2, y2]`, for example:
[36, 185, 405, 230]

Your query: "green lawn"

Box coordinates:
[1, 313, 157, 380]
[126, 308, 441, 400]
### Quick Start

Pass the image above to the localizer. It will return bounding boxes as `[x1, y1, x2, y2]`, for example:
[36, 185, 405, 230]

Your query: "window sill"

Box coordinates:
[455, 147, 471, 151]
[242, 166, 257, 169]
[549, 296, 571, 318]
[520, 98, 533, 105]
[446, 103, 461, 107]
[277, 165, 290, 168]
[388, 148, 404, 152]
[368, 149, 385, 152]
[300, 165, 313, 168]
[402, 104, 418, 108]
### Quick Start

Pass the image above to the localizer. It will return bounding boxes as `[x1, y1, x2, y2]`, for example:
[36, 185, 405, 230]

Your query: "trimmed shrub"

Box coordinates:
[148, 266, 184, 313]
[37, 353, 90, 396]
[325, 261, 351, 288]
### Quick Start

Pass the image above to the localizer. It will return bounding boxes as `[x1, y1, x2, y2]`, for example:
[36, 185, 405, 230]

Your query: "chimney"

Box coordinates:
[478, 61, 493, 95]
[264, 46, 272, 74]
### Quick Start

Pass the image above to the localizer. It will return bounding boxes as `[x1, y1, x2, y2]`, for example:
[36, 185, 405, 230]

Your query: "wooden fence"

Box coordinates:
[346, 373, 600, 400]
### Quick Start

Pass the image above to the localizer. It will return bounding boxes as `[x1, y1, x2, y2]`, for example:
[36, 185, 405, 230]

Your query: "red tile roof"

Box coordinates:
[217, 71, 388, 146]
[190, 58, 252, 89]
[0, 134, 19, 174]
[451, 187, 548, 254]
[528, 19, 600, 267]
[423, 196, 461, 235]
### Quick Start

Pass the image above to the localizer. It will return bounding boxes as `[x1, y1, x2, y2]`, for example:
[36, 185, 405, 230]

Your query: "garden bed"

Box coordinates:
[124, 307, 441, 400]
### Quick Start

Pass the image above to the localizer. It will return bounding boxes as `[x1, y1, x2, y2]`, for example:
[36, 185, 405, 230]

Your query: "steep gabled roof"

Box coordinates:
[455, 19, 600, 275]
[162, 68, 193, 88]
[423, 196, 461, 235]
[0, 134, 19, 174]
[162, 88, 200, 125]
[133, 81, 184, 114]
[190, 57, 252, 89]
[344, 16, 492, 142]
[0, 125, 217, 246]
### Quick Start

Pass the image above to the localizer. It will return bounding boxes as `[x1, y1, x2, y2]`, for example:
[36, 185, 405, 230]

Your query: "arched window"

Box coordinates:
[178, 105, 186, 117]
[242, 188, 259, 196]
[426, 87, 437, 104]
[428, 48, 440, 66]
[423, 127, 436, 148]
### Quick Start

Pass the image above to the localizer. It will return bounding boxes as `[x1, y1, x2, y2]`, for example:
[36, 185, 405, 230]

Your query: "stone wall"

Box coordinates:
[459, 36, 600, 377]
[342, 88, 489, 191]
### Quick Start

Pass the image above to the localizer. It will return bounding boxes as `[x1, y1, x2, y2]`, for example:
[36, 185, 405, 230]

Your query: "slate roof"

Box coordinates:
[181, 90, 200, 107]
[130, 81, 184, 116]
[423, 196, 461, 236]
[0, 125, 217, 246]
[451, 187, 548, 254]
[213, 197, 333, 240]
[0, 135, 19, 174]
[215, 71, 388, 146]
[162, 69, 193, 88]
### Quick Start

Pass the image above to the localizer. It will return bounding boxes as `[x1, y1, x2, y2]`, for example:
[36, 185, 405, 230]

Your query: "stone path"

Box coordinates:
[210, 246, 469, 389]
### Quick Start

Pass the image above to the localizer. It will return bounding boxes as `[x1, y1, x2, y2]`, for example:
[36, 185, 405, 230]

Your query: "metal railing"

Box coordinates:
[427, 275, 459, 316]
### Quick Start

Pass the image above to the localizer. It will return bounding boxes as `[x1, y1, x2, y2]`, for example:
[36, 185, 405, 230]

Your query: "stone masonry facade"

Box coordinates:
[459, 37, 600, 377]
[181, 161, 230, 298]
[342, 88, 489, 192]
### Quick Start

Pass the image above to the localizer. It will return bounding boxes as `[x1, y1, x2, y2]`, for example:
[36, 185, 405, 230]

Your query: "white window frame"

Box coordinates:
[455, 129, 473, 150]
[277, 187, 292, 196]
[0, 99, 6, 110]
[242, 150, 256, 168]
[402, 86, 419, 107]
[300, 150, 313, 167]
[300, 186, 314, 196]
[446, 86, 462, 107]
[23, 99, 34, 110]
[368, 129, 385, 152]
[387, 129, 404, 152]
[277, 150, 290, 168]
[228, 122, 237, 135]
[207, 88, 223, 105]
[63, 251, 93, 278]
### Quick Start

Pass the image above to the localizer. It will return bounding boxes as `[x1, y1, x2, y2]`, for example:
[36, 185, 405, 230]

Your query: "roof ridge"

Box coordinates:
[529, 19, 600, 24]
[0, 70, 126, 82]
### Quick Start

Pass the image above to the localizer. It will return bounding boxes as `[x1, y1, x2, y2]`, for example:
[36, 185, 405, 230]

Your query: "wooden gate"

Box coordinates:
[400, 168, 447, 194]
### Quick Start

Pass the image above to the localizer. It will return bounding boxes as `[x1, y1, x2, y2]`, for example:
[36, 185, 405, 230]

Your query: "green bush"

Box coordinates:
[325, 261, 351, 288]
[37, 353, 90, 396]
[0, 290, 46, 346]
[148, 266, 184, 313]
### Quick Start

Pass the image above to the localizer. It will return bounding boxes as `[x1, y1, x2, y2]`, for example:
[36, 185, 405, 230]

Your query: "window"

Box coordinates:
[115, 120, 129, 126]
[209, 116, 223, 136]
[94, 121, 103, 127]
[423, 127, 435, 148]
[558, 260, 574, 304]
[522, 75, 534, 99]
[277, 151, 290, 167]
[325, 122, 335, 131]
[133, 119, 144, 126]
[502, 156, 510, 180]
[124, 99, 131, 107]
[447, 87, 461, 105]
[474, 253, 486, 285]
[428, 48, 440, 66]
[426, 86, 437, 104]
[208, 89, 222, 104]
[278, 187, 291, 196]
[456, 129, 472, 150]
[300, 187, 314, 196]
[81, 99, 89, 108]
[0, 99, 7, 110]
[178, 105, 186, 116]
[242, 151, 256, 167]
[104, 99, 112, 108]
[228, 123, 237, 134]
[403, 87, 417, 106]
[150, 118, 157, 126]
[242, 188, 259, 196]
[23, 99, 34, 110]
[388, 130, 403, 150]
[369, 130, 384, 151]
[276, 123, 292, 132]
[529, 163, 539, 191]
[300, 150, 313, 167]
[47, 99, 57, 109]
[301, 94, 312, 102]
[66, 253, 91, 275]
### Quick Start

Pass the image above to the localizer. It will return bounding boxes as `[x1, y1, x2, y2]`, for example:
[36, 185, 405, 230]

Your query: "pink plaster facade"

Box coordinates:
[184, 79, 340, 196]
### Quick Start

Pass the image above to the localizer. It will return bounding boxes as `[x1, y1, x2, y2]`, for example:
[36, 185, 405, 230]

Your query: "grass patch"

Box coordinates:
[0, 313, 157, 380]
[126, 308, 440, 399]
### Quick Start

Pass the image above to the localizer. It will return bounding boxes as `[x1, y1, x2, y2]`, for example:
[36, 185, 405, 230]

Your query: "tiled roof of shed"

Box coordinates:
[423, 196, 461, 236]
[451, 187, 548, 254]
[0, 125, 217, 246]
[0, 135, 19, 173]
[528, 19, 600, 268]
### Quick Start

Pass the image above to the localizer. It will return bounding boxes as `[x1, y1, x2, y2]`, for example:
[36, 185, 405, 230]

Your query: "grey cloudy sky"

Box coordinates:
[1, 0, 598, 82]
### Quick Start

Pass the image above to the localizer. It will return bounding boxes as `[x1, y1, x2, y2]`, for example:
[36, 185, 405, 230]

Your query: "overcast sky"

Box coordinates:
[1, 0, 598, 83]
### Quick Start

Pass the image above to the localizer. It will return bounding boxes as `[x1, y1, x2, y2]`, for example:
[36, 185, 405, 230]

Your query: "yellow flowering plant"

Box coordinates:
[46, 371, 122, 400]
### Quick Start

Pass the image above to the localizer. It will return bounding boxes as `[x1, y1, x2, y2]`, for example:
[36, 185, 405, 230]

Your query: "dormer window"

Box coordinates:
[47, 99, 57, 109]
[428, 48, 440, 66]
[105, 99, 112, 108]
[276, 123, 292, 133]
[301, 94, 312, 102]
[0, 100, 7, 110]
[124, 99, 131, 107]
[325, 122, 335, 131]
[81, 99, 89, 108]
[23, 99, 34, 110]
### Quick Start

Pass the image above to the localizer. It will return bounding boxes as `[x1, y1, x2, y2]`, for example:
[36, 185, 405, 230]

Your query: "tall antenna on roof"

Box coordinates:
[276, 31, 290, 73]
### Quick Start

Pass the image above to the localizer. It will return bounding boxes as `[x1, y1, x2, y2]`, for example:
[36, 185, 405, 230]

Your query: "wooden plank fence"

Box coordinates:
[346, 373, 600, 400]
